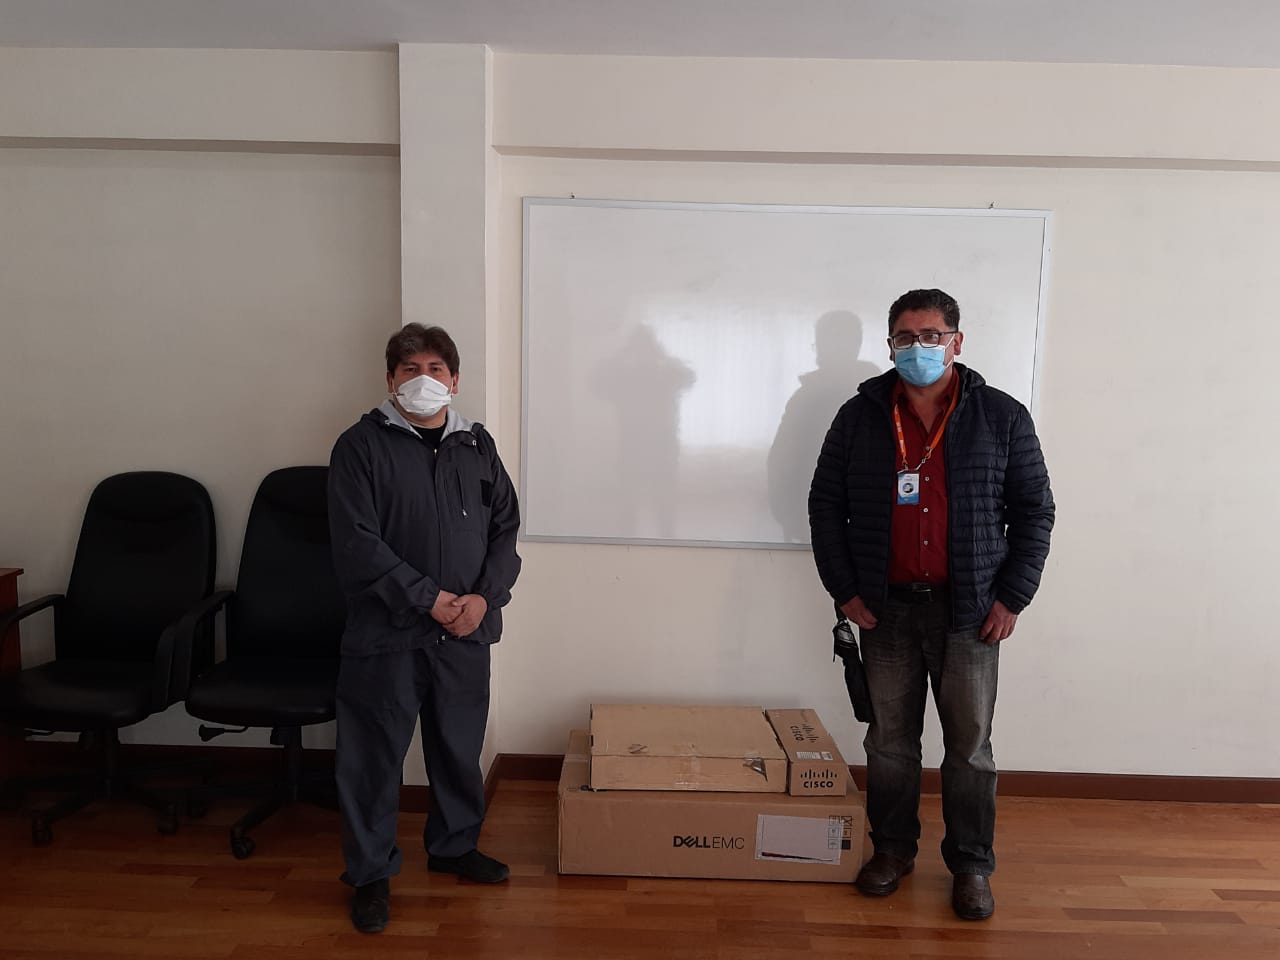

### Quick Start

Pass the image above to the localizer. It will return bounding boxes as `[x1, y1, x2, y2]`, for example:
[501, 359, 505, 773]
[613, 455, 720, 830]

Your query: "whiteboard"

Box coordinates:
[521, 198, 1050, 549]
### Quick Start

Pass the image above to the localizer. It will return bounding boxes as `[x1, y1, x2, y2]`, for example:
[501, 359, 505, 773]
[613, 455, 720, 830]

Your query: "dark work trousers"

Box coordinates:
[335, 639, 491, 887]
[859, 593, 1000, 876]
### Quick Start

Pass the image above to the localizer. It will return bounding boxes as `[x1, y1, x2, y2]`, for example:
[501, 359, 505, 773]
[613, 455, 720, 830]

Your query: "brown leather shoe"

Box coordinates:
[952, 873, 995, 920]
[854, 852, 915, 896]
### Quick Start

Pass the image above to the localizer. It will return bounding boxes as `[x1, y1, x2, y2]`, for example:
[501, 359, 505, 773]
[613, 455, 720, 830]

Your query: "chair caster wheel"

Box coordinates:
[32, 819, 53, 846]
[230, 834, 255, 859]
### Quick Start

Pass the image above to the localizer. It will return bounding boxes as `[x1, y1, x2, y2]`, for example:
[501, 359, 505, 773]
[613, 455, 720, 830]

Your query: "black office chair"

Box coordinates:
[182, 466, 343, 859]
[0, 472, 215, 844]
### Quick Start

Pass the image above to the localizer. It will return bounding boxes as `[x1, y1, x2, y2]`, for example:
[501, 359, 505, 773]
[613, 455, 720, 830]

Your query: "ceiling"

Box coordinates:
[1, 0, 1277, 68]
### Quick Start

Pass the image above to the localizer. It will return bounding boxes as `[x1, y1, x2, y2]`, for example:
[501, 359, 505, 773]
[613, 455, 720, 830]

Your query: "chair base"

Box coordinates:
[4, 730, 190, 845]
[28, 779, 179, 845]
[186, 726, 336, 859]
[224, 776, 337, 859]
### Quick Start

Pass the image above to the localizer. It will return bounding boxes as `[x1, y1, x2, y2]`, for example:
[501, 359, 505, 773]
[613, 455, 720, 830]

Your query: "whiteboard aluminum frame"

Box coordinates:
[520, 196, 1052, 549]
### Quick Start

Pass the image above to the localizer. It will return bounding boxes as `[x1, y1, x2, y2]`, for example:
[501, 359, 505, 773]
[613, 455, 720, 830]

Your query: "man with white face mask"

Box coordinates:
[327, 324, 521, 933]
[808, 289, 1053, 921]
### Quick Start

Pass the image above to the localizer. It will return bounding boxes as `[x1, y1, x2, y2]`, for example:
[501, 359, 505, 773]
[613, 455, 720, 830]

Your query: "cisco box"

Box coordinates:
[766, 708, 851, 796]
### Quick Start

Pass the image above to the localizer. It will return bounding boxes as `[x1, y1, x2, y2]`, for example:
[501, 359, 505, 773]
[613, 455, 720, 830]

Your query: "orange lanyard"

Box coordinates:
[893, 388, 958, 473]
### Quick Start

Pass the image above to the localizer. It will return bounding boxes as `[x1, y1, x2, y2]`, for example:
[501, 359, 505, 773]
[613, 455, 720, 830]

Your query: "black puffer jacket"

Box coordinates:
[808, 365, 1054, 630]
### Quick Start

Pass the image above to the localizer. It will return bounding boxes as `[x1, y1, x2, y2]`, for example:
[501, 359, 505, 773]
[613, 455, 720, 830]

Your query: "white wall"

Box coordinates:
[0, 48, 402, 751]
[0, 145, 401, 746]
[0, 48, 398, 145]
[5, 47, 1279, 780]
[397, 44, 504, 782]
[494, 55, 1280, 162]
[398, 45, 498, 421]
[481, 55, 1280, 778]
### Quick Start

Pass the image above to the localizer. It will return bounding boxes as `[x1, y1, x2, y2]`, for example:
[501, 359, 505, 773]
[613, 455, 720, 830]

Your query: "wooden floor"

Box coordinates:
[1, 779, 1279, 959]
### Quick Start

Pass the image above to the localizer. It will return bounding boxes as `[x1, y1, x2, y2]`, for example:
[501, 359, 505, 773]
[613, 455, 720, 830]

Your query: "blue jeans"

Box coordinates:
[860, 593, 1000, 876]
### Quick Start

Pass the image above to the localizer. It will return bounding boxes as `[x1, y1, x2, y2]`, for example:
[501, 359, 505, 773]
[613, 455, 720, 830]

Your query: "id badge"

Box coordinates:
[896, 471, 920, 505]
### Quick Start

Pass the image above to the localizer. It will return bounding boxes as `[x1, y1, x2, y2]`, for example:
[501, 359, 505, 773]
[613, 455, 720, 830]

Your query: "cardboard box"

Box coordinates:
[560, 730, 866, 881]
[589, 704, 787, 793]
[765, 708, 851, 796]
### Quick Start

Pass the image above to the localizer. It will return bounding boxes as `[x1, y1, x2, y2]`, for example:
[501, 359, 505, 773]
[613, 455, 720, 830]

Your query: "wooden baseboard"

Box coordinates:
[12, 740, 1277, 806]
[8, 739, 320, 776]
[403, 754, 566, 813]
[401, 784, 431, 813]
[956, 769, 1280, 804]
[490, 753, 565, 783]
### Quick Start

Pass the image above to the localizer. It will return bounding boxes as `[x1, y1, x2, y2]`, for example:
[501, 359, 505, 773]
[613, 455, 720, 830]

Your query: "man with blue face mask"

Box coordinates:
[808, 289, 1054, 921]
[327, 324, 521, 934]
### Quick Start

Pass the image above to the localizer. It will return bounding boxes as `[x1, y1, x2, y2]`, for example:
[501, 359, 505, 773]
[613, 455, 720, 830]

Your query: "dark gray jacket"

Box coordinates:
[808, 365, 1054, 630]
[328, 401, 521, 656]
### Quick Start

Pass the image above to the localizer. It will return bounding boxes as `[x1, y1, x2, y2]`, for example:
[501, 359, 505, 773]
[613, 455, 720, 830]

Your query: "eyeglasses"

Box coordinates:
[888, 331, 958, 350]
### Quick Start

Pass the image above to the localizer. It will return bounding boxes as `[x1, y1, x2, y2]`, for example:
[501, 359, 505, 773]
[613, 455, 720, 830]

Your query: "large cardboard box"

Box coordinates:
[589, 704, 787, 793]
[561, 730, 866, 881]
[765, 708, 851, 797]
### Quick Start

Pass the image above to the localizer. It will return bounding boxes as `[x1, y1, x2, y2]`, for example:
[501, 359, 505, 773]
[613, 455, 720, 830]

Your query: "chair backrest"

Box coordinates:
[226, 466, 344, 660]
[58, 472, 216, 662]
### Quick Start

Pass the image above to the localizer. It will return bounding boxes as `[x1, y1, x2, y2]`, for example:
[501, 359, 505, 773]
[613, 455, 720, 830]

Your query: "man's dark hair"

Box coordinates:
[888, 289, 960, 331]
[385, 324, 460, 375]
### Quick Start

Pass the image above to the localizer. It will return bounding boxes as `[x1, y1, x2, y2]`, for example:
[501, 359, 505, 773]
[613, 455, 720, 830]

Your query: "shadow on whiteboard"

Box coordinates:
[593, 325, 696, 541]
[768, 311, 885, 544]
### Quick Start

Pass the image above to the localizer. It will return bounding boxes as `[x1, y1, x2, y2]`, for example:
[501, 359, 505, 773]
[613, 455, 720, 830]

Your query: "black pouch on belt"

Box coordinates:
[834, 617, 874, 724]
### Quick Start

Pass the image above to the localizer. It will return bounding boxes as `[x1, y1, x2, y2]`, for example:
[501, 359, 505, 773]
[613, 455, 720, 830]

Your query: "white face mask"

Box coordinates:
[394, 373, 453, 417]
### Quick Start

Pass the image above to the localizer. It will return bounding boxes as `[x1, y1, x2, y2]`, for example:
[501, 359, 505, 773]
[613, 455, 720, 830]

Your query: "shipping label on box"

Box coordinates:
[589, 704, 787, 793]
[561, 730, 865, 882]
[755, 813, 852, 863]
[765, 708, 851, 796]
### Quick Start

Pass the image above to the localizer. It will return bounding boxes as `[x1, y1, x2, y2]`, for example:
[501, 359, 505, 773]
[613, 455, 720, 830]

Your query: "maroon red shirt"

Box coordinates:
[887, 375, 957, 584]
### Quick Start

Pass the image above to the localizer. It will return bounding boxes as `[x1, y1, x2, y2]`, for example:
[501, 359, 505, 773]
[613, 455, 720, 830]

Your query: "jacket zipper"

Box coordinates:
[434, 440, 446, 644]
[404, 424, 475, 643]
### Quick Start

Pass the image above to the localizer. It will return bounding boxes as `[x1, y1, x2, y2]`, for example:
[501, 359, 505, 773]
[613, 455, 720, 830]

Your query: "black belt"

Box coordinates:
[886, 583, 948, 604]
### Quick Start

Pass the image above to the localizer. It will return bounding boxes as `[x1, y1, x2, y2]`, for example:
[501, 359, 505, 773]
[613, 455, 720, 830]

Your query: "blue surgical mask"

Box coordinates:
[893, 343, 951, 386]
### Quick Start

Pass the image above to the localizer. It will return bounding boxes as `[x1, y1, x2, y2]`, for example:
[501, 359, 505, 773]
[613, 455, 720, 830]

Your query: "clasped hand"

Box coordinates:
[430, 590, 488, 638]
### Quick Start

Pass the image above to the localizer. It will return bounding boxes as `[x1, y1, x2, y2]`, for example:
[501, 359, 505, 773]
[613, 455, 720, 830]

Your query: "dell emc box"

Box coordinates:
[560, 730, 865, 882]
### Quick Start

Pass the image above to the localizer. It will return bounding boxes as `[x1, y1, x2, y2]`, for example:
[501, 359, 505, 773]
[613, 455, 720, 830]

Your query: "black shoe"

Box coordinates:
[427, 849, 510, 883]
[854, 852, 915, 896]
[952, 873, 995, 920]
[350, 878, 389, 933]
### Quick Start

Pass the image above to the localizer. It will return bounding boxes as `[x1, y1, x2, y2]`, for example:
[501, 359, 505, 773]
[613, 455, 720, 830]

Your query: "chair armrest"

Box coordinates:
[0, 594, 64, 667]
[155, 590, 234, 707]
